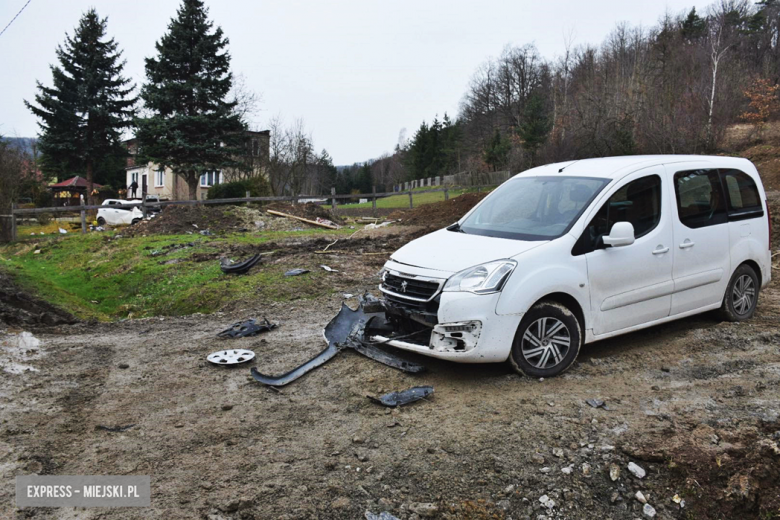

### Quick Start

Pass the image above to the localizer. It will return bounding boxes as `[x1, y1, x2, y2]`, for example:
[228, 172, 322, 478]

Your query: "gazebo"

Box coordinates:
[49, 177, 103, 206]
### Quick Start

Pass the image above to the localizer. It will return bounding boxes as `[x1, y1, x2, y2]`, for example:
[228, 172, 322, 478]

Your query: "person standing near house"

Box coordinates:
[128, 179, 138, 199]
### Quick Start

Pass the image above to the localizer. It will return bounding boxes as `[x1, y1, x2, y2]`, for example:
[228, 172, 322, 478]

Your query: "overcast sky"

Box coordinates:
[1, 0, 712, 165]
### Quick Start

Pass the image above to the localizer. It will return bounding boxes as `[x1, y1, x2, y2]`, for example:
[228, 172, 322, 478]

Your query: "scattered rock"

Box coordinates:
[221, 404, 233, 411]
[643, 503, 657, 518]
[408, 502, 438, 517]
[635, 491, 647, 504]
[552, 447, 564, 458]
[561, 465, 574, 475]
[539, 495, 555, 509]
[118, 363, 130, 369]
[609, 463, 620, 481]
[531, 453, 545, 464]
[353, 436, 365, 444]
[628, 462, 646, 479]
[581, 463, 591, 476]
[331, 497, 351, 509]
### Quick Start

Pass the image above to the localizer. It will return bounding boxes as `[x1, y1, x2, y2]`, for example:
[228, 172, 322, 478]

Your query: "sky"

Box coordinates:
[0, 0, 712, 165]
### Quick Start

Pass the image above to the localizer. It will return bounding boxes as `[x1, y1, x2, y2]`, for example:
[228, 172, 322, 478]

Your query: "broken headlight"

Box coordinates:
[442, 260, 516, 295]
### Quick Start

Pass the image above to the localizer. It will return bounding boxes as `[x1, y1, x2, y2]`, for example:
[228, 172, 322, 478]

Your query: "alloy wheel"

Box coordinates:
[732, 274, 756, 315]
[521, 317, 571, 370]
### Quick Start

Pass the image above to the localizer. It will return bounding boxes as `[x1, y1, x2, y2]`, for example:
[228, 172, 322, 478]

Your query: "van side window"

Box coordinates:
[574, 175, 661, 254]
[722, 169, 763, 219]
[673, 169, 727, 228]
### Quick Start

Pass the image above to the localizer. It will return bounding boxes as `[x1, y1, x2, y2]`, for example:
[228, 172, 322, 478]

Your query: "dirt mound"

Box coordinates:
[125, 205, 248, 236]
[265, 202, 344, 224]
[390, 192, 489, 228]
[0, 271, 78, 327]
[127, 203, 344, 236]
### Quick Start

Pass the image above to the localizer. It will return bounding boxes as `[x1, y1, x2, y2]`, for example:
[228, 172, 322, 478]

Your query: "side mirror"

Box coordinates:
[602, 221, 635, 247]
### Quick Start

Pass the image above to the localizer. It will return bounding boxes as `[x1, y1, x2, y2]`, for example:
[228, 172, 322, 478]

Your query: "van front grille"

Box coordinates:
[381, 272, 441, 302]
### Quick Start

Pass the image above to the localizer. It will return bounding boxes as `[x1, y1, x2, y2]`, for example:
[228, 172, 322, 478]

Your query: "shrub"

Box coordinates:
[207, 176, 271, 200]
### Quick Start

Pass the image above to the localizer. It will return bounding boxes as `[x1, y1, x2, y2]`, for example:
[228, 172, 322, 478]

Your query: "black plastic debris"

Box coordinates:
[96, 424, 135, 432]
[251, 295, 425, 387]
[218, 318, 277, 339]
[285, 268, 310, 277]
[368, 386, 434, 407]
[220, 254, 261, 275]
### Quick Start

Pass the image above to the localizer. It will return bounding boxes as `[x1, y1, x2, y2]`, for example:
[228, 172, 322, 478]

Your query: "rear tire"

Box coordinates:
[131, 218, 141, 225]
[97, 217, 106, 226]
[510, 301, 582, 378]
[719, 264, 759, 322]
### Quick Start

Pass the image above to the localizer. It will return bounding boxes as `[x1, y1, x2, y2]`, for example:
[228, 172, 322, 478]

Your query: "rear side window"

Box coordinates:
[674, 169, 727, 228]
[722, 169, 763, 219]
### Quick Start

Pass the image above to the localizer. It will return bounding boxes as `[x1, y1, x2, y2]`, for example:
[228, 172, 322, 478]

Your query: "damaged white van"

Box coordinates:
[375, 156, 771, 377]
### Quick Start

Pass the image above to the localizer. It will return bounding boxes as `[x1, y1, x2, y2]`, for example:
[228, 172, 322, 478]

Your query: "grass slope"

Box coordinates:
[0, 228, 355, 321]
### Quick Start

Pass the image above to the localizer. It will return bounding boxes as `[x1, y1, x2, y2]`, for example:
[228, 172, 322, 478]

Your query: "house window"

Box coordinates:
[200, 171, 222, 187]
[131, 172, 138, 184]
[155, 169, 165, 187]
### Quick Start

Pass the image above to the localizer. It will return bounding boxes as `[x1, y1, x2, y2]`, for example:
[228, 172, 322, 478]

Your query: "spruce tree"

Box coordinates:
[26, 9, 135, 201]
[136, 0, 246, 200]
[517, 94, 552, 166]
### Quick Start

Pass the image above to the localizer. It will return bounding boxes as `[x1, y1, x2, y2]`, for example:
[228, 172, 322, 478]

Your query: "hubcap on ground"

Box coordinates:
[521, 317, 571, 369]
[732, 274, 756, 315]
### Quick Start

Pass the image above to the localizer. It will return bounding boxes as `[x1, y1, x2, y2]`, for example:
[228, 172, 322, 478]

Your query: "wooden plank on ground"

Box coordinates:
[265, 209, 340, 229]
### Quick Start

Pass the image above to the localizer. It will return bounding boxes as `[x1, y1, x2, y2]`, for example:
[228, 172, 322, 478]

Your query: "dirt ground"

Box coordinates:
[389, 193, 488, 229]
[126, 203, 344, 237]
[2, 202, 780, 519]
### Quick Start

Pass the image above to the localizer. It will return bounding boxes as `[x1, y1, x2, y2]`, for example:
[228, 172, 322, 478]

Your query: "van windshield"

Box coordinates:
[457, 176, 610, 241]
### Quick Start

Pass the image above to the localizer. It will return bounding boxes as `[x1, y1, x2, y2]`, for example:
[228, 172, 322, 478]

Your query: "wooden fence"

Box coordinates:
[1, 183, 503, 242]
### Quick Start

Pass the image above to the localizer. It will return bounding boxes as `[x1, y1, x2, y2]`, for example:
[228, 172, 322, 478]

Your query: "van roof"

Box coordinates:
[516, 155, 754, 180]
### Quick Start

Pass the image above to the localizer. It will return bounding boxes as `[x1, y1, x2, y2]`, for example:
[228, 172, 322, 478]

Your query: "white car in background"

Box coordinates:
[96, 199, 144, 226]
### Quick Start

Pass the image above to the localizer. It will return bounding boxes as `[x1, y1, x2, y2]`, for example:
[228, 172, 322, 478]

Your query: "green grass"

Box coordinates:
[0, 227, 358, 321]
[339, 187, 491, 209]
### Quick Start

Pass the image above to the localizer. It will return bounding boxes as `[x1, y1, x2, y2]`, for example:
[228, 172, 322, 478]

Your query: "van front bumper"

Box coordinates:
[374, 291, 522, 363]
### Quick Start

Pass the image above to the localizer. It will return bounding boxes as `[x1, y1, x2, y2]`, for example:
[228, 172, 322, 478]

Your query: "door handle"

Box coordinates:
[679, 240, 695, 249]
[652, 247, 670, 255]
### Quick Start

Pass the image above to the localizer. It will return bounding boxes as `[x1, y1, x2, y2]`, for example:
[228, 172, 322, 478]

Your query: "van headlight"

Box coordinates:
[442, 260, 516, 295]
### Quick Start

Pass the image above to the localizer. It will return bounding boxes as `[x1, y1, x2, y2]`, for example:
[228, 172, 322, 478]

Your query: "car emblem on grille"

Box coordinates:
[400, 280, 408, 293]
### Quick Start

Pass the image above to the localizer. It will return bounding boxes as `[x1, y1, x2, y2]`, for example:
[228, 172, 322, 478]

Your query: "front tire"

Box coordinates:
[97, 217, 106, 226]
[719, 264, 759, 322]
[510, 302, 582, 378]
[131, 218, 141, 225]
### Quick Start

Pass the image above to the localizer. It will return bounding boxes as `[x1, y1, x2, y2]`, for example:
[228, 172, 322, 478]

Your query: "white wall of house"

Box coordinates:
[125, 163, 221, 200]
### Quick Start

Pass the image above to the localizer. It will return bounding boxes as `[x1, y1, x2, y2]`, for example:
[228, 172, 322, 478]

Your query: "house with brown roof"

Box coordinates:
[49, 176, 103, 206]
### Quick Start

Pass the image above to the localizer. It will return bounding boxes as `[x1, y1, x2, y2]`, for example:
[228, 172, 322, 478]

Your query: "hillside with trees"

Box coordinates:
[335, 0, 780, 195]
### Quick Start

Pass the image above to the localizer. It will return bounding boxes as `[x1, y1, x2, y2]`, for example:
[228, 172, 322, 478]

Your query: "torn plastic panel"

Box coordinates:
[367, 386, 434, 407]
[250, 295, 425, 387]
[430, 321, 482, 353]
[218, 318, 278, 339]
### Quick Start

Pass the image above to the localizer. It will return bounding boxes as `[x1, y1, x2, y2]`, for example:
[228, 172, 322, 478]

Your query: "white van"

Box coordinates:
[376, 156, 771, 377]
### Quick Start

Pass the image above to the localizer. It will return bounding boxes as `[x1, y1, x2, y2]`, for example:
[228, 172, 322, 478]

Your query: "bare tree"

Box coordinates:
[0, 139, 27, 242]
[706, 9, 733, 148]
